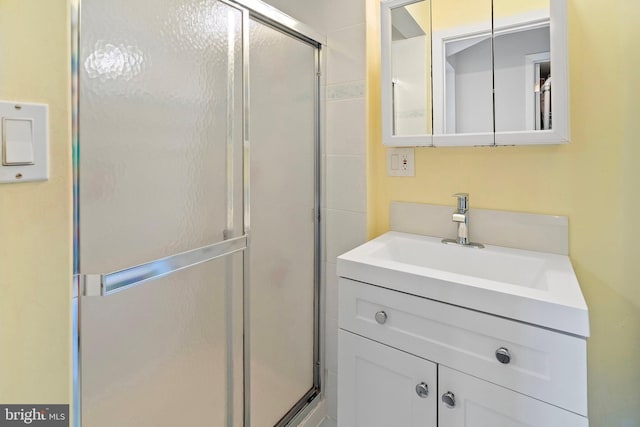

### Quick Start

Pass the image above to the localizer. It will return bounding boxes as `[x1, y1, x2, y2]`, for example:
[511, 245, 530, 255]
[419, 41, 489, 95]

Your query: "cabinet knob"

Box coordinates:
[415, 382, 429, 398]
[374, 311, 388, 325]
[442, 391, 456, 408]
[495, 347, 511, 364]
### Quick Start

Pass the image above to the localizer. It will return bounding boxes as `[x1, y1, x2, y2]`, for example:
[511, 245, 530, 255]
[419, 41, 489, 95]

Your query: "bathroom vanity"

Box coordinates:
[336, 231, 589, 426]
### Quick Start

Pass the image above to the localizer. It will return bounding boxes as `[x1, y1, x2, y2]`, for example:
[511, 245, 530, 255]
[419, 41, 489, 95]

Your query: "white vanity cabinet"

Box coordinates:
[337, 278, 589, 427]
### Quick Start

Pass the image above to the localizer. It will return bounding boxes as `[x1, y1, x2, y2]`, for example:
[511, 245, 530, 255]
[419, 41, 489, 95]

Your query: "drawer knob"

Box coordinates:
[415, 382, 429, 398]
[374, 311, 388, 325]
[442, 391, 456, 408]
[495, 347, 511, 364]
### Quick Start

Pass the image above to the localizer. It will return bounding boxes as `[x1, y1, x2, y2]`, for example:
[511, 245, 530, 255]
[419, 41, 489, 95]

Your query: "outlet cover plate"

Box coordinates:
[387, 147, 414, 177]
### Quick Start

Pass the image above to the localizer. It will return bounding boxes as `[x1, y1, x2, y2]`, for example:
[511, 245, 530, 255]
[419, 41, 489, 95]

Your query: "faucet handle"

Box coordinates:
[452, 193, 469, 211]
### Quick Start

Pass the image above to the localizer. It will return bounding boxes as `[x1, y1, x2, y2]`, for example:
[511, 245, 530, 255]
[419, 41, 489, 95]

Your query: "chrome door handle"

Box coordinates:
[442, 391, 456, 408]
[495, 347, 511, 364]
[415, 382, 429, 398]
[81, 235, 247, 296]
[375, 311, 388, 325]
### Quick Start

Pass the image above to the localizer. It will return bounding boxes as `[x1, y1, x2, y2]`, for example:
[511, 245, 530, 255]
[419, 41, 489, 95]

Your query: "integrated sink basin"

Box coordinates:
[337, 231, 589, 337]
[377, 233, 548, 289]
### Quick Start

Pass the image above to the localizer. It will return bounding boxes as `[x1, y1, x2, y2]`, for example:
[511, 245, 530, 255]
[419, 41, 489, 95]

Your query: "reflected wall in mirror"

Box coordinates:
[493, 0, 551, 133]
[432, 0, 493, 143]
[390, 0, 432, 136]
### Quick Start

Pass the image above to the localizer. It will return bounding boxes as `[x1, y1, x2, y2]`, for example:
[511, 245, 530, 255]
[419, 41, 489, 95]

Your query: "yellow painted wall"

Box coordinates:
[430, 0, 549, 31]
[0, 0, 72, 406]
[367, 0, 640, 425]
[493, 0, 550, 22]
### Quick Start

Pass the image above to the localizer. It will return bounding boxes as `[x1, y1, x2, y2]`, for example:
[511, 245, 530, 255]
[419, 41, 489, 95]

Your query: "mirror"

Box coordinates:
[493, 0, 569, 145]
[381, 0, 433, 146]
[432, 0, 494, 145]
[390, 1, 432, 137]
[493, 0, 551, 133]
[380, 0, 569, 147]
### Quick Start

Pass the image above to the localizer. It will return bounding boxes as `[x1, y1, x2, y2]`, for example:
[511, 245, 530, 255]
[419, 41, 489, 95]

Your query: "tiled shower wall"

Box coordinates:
[323, 9, 367, 425]
[262, 1, 367, 425]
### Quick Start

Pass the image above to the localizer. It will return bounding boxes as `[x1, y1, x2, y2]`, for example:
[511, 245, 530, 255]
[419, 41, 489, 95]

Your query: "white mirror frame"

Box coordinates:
[381, 0, 569, 147]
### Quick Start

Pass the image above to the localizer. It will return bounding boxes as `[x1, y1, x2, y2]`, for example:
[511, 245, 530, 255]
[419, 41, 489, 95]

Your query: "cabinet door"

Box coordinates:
[338, 330, 437, 427]
[438, 365, 588, 427]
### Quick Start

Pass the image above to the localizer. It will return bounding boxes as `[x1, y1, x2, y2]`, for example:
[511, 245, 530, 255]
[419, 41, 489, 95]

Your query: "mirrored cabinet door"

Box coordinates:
[381, 0, 433, 146]
[493, 0, 551, 133]
[431, 0, 494, 146]
[493, 0, 569, 145]
[391, 1, 432, 136]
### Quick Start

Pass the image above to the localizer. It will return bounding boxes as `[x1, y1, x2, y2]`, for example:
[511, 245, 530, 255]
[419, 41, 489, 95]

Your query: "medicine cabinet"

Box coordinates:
[381, 0, 569, 147]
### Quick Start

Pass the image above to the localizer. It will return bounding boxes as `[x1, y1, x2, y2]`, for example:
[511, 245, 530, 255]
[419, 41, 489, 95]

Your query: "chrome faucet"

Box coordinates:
[442, 193, 484, 248]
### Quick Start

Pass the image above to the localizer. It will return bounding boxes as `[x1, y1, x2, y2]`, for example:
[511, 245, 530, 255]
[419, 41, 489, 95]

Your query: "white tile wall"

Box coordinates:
[326, 155, 366, 212]
[323, 3, 367, 425]
[326, 209, 367, 261]
[325, 315, 338, 374]
[325, 263, 338, 320]
[327, 24, 367, 85]
[326, 371, 339, 421]
[323, 0, 366, 33]
[319, 418, 338, 427]
[297, 399, 328, 427]
[327, 81, 366, 101]
[264, 0, 364, 35]
[326, 98, 366, 155]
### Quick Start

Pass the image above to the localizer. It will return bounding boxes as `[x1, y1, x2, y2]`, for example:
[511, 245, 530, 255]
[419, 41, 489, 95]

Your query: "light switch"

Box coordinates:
[0, 100, 48, 183]
[3, 118, 35, 165]
[390, 154, 399, 170]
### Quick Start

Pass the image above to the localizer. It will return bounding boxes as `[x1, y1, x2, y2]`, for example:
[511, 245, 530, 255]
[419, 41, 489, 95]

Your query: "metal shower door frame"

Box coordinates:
[240, 12, 324, 427]
[70, 1, 324, 426]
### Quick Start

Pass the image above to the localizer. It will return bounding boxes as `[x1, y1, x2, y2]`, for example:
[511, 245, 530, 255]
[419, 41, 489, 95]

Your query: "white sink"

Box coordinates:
[337, 231, 589, 337]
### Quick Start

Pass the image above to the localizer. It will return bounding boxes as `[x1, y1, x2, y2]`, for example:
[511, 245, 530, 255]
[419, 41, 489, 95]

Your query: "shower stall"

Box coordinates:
[71, 1, 323, 426]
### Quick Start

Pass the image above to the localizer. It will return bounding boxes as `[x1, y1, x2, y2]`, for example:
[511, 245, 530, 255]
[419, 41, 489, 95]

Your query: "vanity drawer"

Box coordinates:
[338, 278, 588, 416]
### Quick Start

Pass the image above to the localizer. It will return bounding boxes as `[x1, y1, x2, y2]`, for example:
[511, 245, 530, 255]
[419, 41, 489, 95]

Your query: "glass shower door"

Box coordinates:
[77, 0, 244, 426]
[248, 19, 319, 427]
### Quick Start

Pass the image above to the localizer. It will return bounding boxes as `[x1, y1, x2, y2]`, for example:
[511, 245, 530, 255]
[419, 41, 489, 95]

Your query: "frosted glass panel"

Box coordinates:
[81, 254, 242, 427]
[79, 0, 243, 273]
[249, 20, 317, 426]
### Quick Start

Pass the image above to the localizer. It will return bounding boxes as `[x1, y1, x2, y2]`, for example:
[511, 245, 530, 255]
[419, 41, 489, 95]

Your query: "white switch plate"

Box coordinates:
[0, 101, 48, 183]
[387, 147, 414, 177]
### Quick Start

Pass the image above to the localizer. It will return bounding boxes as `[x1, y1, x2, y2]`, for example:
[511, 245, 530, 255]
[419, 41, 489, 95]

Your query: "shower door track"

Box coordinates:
[70, 1, 324, 426]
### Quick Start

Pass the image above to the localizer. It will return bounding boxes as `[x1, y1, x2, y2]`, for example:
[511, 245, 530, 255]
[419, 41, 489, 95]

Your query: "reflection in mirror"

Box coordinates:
[493, 0, 551, 132]
[390, 1, 432, 136]
[431, 0, 493, 138]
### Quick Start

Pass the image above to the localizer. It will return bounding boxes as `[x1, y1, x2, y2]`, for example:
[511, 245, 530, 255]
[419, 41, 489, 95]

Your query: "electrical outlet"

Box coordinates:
[387, 147, 415, 177]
